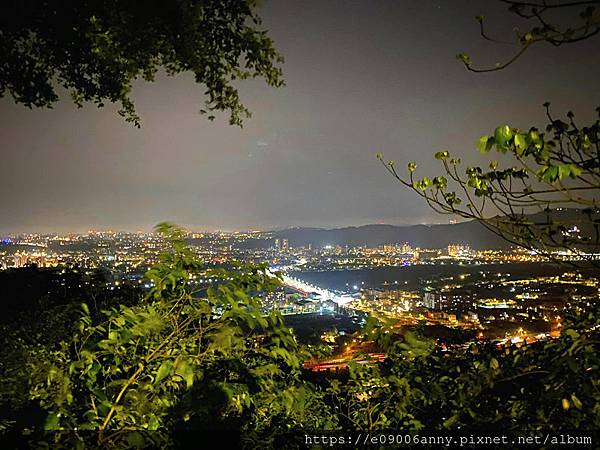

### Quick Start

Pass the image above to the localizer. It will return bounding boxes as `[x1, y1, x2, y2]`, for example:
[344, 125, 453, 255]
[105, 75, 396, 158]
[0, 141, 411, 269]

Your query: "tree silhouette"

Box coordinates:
[0, 0, 283, 126]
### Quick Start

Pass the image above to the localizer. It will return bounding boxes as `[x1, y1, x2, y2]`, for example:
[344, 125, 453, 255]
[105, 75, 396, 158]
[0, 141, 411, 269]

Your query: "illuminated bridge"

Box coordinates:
[268, 268, 355, 307]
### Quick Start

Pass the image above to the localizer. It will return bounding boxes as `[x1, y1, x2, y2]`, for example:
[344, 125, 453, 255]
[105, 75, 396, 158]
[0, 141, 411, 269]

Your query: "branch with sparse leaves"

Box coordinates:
[457, 1, 600, 72]
[378, 104, 600, 265]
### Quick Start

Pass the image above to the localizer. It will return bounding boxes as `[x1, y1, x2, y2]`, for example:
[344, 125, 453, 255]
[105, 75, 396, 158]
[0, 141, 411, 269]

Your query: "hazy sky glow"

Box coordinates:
[1, 0, 599, 233]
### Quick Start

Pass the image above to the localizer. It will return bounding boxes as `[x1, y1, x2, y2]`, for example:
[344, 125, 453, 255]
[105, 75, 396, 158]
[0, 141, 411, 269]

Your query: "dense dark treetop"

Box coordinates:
[0, 0, 283, 126]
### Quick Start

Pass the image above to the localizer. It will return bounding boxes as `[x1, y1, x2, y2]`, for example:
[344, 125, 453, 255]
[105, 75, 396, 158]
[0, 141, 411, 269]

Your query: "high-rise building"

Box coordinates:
[447, 244, 470, 258]
[13, 253, 27, 268]
[423, 291, 439, 309]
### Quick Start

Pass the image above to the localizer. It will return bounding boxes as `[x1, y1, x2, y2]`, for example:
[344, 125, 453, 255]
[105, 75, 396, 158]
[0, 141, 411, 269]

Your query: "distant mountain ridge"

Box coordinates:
[270, 221, 508, 250]
[267, 208, 594, 250]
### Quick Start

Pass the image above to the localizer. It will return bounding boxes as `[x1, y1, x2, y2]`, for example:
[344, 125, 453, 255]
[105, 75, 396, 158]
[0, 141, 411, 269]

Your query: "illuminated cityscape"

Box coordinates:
[1, 0, 599, 443]
[3, 227, 598, 372]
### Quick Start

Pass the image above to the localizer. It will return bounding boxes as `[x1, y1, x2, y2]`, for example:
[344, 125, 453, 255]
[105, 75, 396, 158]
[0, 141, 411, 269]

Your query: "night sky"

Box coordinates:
[1, 1, 598, 233]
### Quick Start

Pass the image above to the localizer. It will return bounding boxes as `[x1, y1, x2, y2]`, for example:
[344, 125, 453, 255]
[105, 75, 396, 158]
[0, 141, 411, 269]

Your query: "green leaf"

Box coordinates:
[490, 357, 499, 370]
[494, 125, 513, 150]
[528, 129, 540, 143]
[147, 415, 160, 431]
[514, 133, 527, 155]
[571, 394, 582, 409]
[443, 414, 459, 428]
[569, 165, 582, 178]
[154, 360, 172, 385]
[565, 328, 580, 339]
[416, 176, 433, 191]
[456, 53, 471, 65]
[126, 432, 146, 448]
[540, 165, 559, 182]
[44, 412, 60, 430]
[558, 164, 571, 180]
[177, 362, 194, 389]
[477, 135, 490, 154]
[433, 176, 448, 189]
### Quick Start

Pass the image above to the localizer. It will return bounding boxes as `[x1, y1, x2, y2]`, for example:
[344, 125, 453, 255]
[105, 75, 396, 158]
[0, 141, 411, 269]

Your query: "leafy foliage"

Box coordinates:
[1, 227, 599, 446]
[0, 267, 141, 432]
[379, 104, 600, 265]
[326, 304, 600, 433]
[0, 0, 284, 126]
[24, 224, 326, 447]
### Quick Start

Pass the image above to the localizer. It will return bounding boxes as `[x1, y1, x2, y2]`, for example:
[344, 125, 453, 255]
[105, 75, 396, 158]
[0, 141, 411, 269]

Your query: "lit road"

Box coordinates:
[268, 267, 355, 307]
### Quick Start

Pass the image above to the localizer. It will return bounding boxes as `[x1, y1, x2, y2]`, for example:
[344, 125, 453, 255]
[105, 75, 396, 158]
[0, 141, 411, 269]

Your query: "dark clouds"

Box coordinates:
[1, 0, 598, 232]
